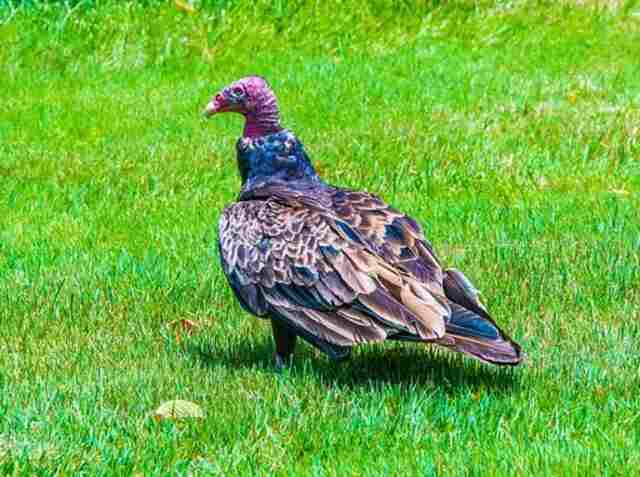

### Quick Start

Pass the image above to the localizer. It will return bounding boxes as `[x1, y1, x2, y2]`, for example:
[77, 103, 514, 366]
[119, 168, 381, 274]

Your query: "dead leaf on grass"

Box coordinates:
[154, 400, 204, 421]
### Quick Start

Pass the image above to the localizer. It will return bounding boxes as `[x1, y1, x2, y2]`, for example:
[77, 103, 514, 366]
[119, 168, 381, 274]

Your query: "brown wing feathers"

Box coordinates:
[218, 198, 449, 353]
[331, 191, 522, 364]
[219, 189, 522, 365]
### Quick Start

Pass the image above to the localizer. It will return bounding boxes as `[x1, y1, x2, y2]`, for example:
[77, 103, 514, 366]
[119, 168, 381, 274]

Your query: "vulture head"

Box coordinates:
[204, 76, 282, 138]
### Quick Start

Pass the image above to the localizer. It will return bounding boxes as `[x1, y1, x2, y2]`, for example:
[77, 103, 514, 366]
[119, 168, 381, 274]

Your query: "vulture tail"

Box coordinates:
[437, 303, 523, 365]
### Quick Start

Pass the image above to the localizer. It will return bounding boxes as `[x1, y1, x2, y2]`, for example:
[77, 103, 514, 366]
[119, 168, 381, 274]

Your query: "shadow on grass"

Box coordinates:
[186, 335, 522, 396]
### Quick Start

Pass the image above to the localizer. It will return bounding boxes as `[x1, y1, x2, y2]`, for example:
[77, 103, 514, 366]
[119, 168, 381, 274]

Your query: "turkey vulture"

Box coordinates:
[204, 76, 523, 369]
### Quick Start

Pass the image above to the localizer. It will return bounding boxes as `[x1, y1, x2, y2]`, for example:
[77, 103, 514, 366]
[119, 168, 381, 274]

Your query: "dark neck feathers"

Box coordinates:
[235, 131, 322, 193]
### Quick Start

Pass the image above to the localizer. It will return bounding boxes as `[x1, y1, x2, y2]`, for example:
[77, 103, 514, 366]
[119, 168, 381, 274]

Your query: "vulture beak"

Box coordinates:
[203, 93, 228, 118]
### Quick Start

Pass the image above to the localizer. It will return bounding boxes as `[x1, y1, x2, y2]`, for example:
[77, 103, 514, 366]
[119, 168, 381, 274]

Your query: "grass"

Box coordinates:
[1, 0, 639, 474]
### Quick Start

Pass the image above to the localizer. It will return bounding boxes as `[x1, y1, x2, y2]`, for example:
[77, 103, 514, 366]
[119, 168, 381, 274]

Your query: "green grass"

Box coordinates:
[1, 0, 639, 474]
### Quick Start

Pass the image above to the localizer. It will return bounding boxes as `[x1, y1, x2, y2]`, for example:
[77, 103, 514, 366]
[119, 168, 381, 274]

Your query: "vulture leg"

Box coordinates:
[271, 319, 298, 369]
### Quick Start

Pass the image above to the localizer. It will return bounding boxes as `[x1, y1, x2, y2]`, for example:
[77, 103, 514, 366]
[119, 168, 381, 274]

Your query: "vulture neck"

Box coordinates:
[242, 97, 282, 138]
[235, 131, 323, 196]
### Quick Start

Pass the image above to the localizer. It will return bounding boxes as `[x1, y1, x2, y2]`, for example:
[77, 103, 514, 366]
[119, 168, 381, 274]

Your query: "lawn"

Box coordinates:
[0, 0, 639, 475]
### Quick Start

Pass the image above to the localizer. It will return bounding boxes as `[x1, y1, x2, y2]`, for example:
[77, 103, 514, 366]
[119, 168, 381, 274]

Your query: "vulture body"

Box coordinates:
[205, 76, 523, 368]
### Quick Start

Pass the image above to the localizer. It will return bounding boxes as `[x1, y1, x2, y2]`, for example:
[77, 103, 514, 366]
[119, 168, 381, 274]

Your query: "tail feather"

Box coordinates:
[437, 303, 523, 365]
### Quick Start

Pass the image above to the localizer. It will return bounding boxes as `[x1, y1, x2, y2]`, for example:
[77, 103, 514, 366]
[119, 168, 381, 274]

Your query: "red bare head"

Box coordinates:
[204, 76, 282, 138]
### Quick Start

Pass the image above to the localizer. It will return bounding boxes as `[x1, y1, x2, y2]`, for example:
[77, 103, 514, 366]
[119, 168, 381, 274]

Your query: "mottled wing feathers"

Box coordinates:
[240, 184, 442, 283]
[218, 197, 450, 353]
[332, 191, 522, 364]
[329, 189, 443, 288]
